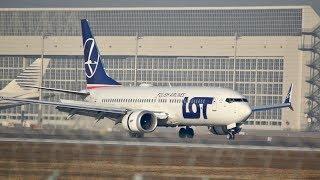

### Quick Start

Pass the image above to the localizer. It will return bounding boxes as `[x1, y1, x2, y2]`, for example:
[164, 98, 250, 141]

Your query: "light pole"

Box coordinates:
[232, 32, 241, 90]
[38, 32, 51, 125]
[134, 32, 143, 86]
[21, 57, 27, 125]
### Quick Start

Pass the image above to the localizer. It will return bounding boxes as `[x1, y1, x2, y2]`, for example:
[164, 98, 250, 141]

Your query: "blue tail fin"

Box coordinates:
[81, 19, 121, 89]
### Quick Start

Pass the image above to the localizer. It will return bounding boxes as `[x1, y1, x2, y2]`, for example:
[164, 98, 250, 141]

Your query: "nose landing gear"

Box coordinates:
[178, 126, 194, 138]
[226, 126, 241, 140]
[227, 131, 235, 140]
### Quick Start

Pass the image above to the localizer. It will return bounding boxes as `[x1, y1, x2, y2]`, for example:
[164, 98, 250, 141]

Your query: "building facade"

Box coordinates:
[0, 6, 319, 130]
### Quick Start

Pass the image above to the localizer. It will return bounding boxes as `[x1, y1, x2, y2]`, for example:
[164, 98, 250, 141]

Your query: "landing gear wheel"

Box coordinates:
[129, 132, 144, 138]
[186, 127, 194, 138]
[179, 128, 187, 138]
[226, 132, 235, 140]
[179, 127, 195, 138]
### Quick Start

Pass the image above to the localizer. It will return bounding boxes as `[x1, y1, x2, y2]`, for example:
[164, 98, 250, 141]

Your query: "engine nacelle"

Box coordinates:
[208, 125, 229, 135]
[122, 110, 157, 133]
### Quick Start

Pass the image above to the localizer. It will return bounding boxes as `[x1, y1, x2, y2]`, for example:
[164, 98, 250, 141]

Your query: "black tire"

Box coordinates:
[227, 132, 235, 140]
[231, 133, 235, 140]
[186, 128, 194, 138]
[234, 126, 242, 134]
[179, 128, 187, 138]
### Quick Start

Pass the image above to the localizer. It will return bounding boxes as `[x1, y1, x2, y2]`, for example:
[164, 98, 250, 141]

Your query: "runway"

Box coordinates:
[0, 139, 319, 179]
[1, 137, 320, 152]
[0, 127, 320, 179]
[1, 126, 320, 149]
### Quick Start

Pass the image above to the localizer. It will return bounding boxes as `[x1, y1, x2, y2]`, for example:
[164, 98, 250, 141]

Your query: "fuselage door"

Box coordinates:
[211, 98, 220, 112]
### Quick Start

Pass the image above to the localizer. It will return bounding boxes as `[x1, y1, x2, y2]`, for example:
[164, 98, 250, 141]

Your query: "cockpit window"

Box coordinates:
[225, 98, 248, 103]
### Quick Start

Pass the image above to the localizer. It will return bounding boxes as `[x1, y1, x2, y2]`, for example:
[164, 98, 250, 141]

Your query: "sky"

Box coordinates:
[0, 0, 319, 15]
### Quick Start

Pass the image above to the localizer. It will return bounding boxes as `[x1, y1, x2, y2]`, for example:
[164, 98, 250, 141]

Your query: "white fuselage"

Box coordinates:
[85, 86, 252, 126]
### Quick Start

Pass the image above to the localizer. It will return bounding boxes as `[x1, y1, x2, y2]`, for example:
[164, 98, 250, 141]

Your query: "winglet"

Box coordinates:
[251, 84, 294, 112]
[284, 84, 293, 111]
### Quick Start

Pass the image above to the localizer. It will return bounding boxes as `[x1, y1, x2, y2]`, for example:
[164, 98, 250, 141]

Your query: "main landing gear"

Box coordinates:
[179, 126, 194, 138]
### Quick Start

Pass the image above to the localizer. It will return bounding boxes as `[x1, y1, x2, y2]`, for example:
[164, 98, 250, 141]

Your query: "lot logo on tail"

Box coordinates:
[84, 38, 99, 78]
[81, 19, 121, 86]
[182, 97, 214, 119]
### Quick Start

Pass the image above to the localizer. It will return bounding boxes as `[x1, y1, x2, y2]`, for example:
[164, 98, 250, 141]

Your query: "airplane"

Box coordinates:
[0, 58, 50, 110]
[1, 19, 293, 140]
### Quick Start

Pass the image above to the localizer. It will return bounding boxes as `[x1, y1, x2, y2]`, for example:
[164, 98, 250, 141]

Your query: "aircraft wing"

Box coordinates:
[251, 84, 293, 112]
[251, 102, 292, 112]
[0, 93, 55, 110]
[0, 101, 30, 110]
[21, 85, 90, 96]
[1, 97, 127, 120]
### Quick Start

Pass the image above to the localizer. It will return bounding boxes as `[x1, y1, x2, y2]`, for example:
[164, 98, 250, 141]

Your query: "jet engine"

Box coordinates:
[122, 110, 157, 133]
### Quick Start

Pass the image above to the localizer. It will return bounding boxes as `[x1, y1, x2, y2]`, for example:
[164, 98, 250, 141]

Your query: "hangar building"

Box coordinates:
[0, 6, 319, 130]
